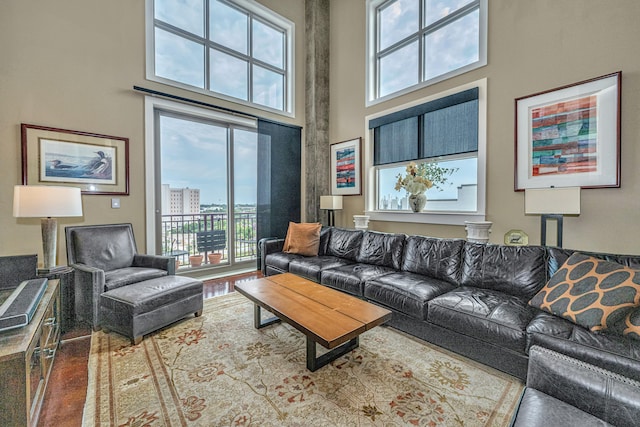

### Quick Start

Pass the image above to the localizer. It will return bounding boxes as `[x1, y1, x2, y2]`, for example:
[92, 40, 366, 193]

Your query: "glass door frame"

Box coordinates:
[144, 96, 257, 273]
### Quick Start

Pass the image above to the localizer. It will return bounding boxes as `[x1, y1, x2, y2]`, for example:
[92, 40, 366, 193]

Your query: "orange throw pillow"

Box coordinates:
[283, 222, 322, 256]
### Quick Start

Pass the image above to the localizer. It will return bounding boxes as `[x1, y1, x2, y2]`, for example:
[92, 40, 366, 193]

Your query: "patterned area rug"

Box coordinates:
[83, 292, 523, 426]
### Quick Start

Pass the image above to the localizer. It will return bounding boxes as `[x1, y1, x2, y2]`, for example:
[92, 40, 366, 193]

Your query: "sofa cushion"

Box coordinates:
[428, 287, 537, 352]
[355, 231, 405, 270]
[529, 253, 640, 332]
[512, 388, 611, 427]
[525, 311, 574, 352]
[461, 243, 546, 300]
[264, 252, 303, 273]
[318, 226, 332, 256]
[548, 247, 640, 277]
[364, 271, 457, 320]
[283, 222, 322, 256]
[325, 228, 363, 261]
[288, 256, 354, 283]
[320, 263, 396, 296]
[401, 236, 464, 285]
[104, 267, 168, 291]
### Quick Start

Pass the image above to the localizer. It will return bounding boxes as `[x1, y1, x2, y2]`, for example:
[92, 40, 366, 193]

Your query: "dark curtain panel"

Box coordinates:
[372, 87, 478, 166]
[422, 99, 478, 158]
[374, 117, 419, 165]
[256, 119, 302, 241]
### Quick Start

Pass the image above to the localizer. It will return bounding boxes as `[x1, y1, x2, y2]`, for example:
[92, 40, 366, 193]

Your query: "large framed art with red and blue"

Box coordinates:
[515, 72, 620, 191]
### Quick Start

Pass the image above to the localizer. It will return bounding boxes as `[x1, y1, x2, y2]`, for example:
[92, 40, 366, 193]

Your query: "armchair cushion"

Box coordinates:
[69, 224, 137, 271]
[104, 267, 168, 291]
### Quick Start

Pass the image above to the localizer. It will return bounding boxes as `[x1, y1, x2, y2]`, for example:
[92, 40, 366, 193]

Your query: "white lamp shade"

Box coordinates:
[13, 185, 83, 218]
[524, 187, 580, 215]
[320, 195, 343, 210]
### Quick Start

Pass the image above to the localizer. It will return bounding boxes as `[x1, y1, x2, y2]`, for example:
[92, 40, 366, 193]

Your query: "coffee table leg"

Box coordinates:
[306, 336, 359, 372]
[253, 304, 281, 329]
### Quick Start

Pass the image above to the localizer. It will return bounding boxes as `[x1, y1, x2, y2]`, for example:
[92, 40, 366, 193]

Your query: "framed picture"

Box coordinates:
[330, 137, 361, 196]
[21, 124, 129, 195]
[515, 71, 621, 191]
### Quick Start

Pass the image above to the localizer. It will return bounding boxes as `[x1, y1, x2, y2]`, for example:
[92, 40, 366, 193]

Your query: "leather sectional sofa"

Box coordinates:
[260, 226, 640, 385]
[511, 346, 640, 426]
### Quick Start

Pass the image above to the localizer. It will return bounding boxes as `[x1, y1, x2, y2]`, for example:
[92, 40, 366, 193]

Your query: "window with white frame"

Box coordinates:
[147, 0, 294, 115]
[366, 0, 486, 104]
[366, 80, 486, 224]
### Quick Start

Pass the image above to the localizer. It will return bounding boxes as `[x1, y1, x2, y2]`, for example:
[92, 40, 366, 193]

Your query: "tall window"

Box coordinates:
[366, 80, 486, 225]
[367, 0, 487, 103]
[147, 0, 294, 115]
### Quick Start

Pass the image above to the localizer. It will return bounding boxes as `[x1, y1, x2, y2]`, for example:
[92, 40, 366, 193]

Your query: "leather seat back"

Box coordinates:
[67, 224, 137, 272]
[325, 228, 363, 261]
[461, 242, 546, 300]
[356, 231, 405, 270]
[401, 236, 464, 285]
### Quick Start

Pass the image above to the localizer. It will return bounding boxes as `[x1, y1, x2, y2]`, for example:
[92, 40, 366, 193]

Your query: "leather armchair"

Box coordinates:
[65, 223, 175, 329]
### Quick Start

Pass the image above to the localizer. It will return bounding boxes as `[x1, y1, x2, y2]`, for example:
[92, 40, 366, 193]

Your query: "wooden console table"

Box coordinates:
[0, 279, 60, 427]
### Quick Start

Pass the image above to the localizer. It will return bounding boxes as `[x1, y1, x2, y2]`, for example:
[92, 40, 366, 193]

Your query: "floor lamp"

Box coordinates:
[13, 185, 83, 271]
[524, 187, 580, 248]
[320, 195, 343, 227]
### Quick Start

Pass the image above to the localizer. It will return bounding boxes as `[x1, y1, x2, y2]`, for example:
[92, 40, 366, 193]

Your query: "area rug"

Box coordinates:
[83, 292, 523, 426]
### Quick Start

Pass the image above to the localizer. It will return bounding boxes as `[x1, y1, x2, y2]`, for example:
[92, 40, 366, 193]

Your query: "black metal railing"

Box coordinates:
[161, 212, 257, 268]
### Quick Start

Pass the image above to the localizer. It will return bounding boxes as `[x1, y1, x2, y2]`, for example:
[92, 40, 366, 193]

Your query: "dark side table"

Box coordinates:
[38, 266, 75, 334]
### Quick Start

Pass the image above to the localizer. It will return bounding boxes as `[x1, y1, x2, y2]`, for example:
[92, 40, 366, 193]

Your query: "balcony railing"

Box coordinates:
[161, 212, 257, 268]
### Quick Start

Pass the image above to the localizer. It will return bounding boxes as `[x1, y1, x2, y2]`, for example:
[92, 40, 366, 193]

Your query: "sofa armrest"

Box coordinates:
[70, 263, 105, 329]
[132, 254, 175, 275]
[258, 238, 284, 274]
[526, 345, 640, 426]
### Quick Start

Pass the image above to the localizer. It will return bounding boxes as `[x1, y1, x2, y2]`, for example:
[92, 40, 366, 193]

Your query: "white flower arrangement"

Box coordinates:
[394, 161, 457, 196]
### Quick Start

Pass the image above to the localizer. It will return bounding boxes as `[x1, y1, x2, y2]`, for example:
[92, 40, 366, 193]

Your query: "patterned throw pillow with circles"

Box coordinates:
[529, 252, 640, 332]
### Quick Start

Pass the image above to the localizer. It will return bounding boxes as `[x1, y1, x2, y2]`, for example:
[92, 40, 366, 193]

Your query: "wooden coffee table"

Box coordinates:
[235, 273, 392, 371]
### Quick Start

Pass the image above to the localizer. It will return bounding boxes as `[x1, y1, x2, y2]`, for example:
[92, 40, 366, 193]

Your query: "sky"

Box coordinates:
[378, 0, 479, 97]
[159, 115, 257, 205]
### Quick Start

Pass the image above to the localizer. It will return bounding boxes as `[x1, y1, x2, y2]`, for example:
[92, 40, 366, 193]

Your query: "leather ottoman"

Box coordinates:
[99, 275, 203, 344]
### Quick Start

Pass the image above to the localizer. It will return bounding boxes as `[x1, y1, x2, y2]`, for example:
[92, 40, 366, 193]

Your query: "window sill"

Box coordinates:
[365, 210, 486, 226]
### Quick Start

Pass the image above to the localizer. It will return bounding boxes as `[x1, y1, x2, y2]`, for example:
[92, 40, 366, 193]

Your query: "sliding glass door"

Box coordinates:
[156, 110, 257, 270]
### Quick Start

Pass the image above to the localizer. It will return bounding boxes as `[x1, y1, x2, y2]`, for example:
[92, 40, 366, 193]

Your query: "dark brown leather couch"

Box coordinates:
[260, 226, 640, 384]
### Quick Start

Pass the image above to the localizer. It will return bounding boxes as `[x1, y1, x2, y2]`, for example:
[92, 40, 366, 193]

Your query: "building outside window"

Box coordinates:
[366, 0, 487, 104]
[146, 0, 294, 115]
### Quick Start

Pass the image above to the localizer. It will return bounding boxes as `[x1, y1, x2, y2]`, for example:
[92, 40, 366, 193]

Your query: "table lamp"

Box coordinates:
[524, 187, 580, 247]
[13, 185, 83, 270]
[320, 195, 343, 227]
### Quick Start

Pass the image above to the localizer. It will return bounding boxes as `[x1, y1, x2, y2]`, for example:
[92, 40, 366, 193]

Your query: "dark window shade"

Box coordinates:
[256, 119, 302, 241]
[372, 87, 478, 166]
[422, 99, 478, 157]
[374, 117, 419, 165]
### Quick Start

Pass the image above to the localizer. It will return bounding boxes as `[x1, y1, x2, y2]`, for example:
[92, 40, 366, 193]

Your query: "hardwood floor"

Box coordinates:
[37, 271, 262, 427]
